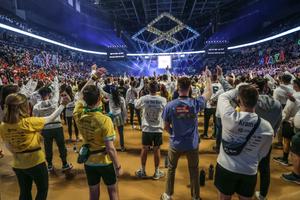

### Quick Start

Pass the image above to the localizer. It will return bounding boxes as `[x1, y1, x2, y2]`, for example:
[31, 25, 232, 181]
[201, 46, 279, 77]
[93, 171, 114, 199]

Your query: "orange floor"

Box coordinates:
[0, 118, 300, 200]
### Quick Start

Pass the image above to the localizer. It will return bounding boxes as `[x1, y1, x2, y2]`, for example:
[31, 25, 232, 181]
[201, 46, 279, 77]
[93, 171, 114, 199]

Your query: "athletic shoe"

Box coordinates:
[47, 165, 54, 172]
[153, 169, 165, 180]
[160, 193, 172, 200]
[273, 157, 289, 166]
[281, 172, 300, 185]
[255, 191, 267, 200]
[120, 147, 126, 152]
[200, 134, 209, 139]
[192, 198, 202, 200]
[135, 168, 147, 178]
[273, 142, 283, 149]
[62, 163, 73, 172]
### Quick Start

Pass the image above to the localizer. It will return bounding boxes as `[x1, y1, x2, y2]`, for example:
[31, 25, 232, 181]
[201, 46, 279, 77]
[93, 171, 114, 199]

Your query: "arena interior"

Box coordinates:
[0, 0, 300, 200]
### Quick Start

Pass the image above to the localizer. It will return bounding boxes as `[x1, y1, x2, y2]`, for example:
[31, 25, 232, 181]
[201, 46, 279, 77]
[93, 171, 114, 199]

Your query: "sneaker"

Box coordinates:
[273, 157, 289, 166]
[160, 193, 172, 200]
[120, 147, 126, 152]
[153, 169, 165, 180]
[47, 165, 54, 172]
[273, 142, 283, 149]
[62, 163, 73, 172]
[200, 134, 209, 139]
[281, 172, 300, 185]
[255, 191, 267, 200]
[135, 168, 147, 178]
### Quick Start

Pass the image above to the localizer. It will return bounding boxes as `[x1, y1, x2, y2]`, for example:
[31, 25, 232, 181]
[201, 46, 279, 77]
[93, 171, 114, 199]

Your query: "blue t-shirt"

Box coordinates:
[162, 96, 206, 151]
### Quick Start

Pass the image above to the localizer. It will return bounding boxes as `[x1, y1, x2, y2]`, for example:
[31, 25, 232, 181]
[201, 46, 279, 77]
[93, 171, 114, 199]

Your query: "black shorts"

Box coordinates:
[84, 164, 116, 186]
[142, 132, 163, 146]
[214, 163, 257, 198]
[282, 121, 295, 139]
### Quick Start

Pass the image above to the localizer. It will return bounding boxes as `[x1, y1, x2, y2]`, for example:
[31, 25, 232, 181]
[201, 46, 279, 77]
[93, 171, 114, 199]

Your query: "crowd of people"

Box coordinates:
[0, 12, 300, 200]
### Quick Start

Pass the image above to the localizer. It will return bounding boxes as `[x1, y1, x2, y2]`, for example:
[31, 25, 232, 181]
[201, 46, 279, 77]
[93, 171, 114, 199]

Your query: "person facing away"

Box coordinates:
[161, 68, 212, 200]
[214, 68, 273, 200]
[134, 80, 167, 180]
[73, 67, 122, 200]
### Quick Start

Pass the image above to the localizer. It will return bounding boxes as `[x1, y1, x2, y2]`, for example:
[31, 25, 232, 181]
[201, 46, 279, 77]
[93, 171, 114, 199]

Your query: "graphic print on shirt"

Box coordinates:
[144, 100, 163, 125]
[175, 104, 196, 119]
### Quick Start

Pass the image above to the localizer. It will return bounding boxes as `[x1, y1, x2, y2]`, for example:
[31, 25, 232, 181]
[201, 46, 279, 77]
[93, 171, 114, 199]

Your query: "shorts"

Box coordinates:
[214, 163, 257, 198]
[84, 164, 116, 186]
[291, 133, 300, 156]
[282, 121, 295, 139]
[142, 132, 163, 146]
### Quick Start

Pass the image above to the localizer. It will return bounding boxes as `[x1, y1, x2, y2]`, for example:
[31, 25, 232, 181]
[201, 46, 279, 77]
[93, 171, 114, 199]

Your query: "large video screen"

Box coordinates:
[158, 55, 172, 69]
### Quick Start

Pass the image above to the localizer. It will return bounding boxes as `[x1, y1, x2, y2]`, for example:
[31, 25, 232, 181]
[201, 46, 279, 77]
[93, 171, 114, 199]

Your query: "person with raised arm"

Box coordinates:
[0, 92, 70, 200]
[214, 66, 273, 200]
[73, 66, 123, 200]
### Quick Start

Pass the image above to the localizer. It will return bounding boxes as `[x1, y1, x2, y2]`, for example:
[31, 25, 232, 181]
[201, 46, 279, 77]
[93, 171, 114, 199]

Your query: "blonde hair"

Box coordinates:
[3, 93, 29, 124]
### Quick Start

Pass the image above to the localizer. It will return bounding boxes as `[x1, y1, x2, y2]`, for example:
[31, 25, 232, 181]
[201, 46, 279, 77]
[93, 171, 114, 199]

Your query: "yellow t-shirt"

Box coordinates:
[0, 117, 46, 169]
[73, 101, 116, 166]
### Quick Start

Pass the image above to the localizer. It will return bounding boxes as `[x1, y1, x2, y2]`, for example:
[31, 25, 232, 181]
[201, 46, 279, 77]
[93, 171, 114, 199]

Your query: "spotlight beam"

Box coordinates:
[0, 23, 107, 55]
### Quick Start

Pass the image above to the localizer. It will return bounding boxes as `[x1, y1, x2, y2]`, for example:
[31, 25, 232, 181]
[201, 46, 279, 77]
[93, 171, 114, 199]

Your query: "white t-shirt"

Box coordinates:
[217, 89, 273, 175]
[135, 95, 167, 133]
[273, 84, 294, 106]
[206, 82, 222, 108]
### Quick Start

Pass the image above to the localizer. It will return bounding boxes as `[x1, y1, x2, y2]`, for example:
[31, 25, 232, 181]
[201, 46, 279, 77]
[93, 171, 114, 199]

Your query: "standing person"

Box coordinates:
[160, 69, 212, 200]
[74, 68, 122, 200]
[32, 76, 73, 174]
[273, 78, 300, 166]
[63, 85, 80, 142]
[99, 85, 127, 152]
[214, 67, 273, 200]
[0, 93, 69, 200]
[135, 80, 167, 180]
[126, 78, 144, 129]
[253, 78, 282, 200]
[273, 74, 294, 148]
[201, 74, 222, 139]
[281, 111, 300, 184]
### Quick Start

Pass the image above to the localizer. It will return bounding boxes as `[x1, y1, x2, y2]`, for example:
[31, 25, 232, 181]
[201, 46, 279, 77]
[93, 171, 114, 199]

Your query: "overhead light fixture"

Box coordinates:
[228, 26, 300, 50]
[0, 23, 107, 55]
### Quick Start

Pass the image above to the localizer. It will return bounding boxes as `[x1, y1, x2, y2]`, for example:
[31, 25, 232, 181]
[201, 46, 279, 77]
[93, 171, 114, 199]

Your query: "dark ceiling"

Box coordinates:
[82, 0, 249, 32]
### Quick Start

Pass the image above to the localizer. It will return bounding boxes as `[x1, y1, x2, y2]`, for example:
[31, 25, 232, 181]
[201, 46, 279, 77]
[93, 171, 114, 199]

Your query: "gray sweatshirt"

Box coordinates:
[256, 95, 282, 134]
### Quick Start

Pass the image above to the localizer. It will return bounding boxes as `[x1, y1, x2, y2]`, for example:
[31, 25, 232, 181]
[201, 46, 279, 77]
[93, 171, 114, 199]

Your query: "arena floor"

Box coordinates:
[0, 117, 299, 200]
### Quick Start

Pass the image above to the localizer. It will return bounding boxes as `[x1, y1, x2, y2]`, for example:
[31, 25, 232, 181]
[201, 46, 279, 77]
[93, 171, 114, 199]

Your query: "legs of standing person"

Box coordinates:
[215, 117, 222, 153]
[128, 103, 134, 127]
[258, 147, 272, 198]
[282, 122, 293, 162]
[13, 163, 49, 200]
[89, 184, 100, 200]
[107, 184, 119, 200]
[186, 148, 200, 199]
[135, 108, 142, 127]
[117, 126, 125, 150]
[291, 152, 300, 176]
[13, 167, 33, 200]
[203, 108, 211, 137]
[74, 118, 79, 140]
[165, 148, 181, 197]
[66, 117, 73, 141]
[153, 146, 161, 170]
[42, 129, 54, 168]
[141, 146, 149, 171]
[212, 108, 217, 138]
[53, 127, 68, 167]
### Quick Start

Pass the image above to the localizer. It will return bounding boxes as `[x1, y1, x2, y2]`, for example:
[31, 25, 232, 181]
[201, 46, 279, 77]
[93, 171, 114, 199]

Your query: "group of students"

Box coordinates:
[0, 63, 300, 200]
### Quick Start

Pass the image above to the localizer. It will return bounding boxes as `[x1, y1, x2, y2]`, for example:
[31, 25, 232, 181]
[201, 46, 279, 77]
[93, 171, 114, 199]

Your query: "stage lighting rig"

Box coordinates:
[132, 12, 200, 53]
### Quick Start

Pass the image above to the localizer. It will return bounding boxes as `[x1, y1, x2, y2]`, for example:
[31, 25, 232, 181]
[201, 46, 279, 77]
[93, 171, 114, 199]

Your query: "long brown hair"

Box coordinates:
[3, 93, 29, 124]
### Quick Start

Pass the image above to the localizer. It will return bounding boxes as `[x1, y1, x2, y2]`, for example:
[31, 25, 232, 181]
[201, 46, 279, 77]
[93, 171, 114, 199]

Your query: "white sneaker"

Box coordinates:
[160, 193, 172, 200]
[135, 168, 147, 178]
[153, 169, 165, 180]
[255, 191, 267, 200]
